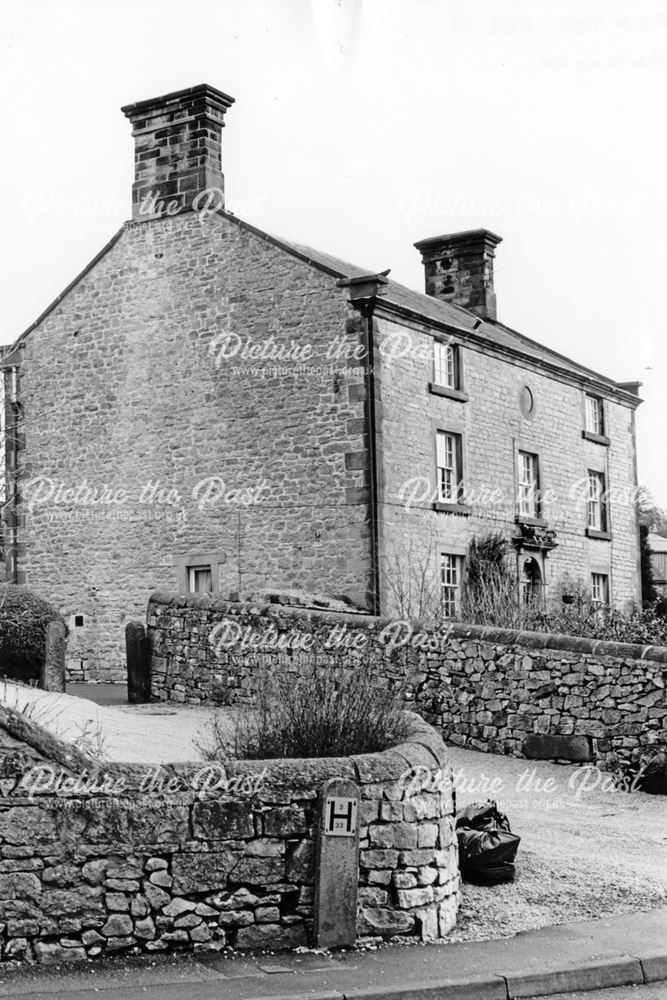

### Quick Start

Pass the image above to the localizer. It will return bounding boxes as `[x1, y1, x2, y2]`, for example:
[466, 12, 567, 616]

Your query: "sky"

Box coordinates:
[1, 0, 665, 500]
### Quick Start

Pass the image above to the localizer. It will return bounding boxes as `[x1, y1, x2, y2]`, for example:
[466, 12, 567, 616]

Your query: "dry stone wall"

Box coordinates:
[147, 593, 667, 773]
[0, 705, 459, 964]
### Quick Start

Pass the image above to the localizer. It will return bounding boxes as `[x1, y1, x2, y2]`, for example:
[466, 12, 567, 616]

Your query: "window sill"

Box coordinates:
[586, 528, 612, 540]
[582, 430, 610, 446]
[434, 502, 472, 515]
[515, 515, 548, 528]
[428, 383, 469, 403]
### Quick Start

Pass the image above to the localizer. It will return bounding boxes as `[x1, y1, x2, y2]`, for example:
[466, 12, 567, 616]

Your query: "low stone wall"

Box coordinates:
[0, 705, 459, 964]
[147, 593, 667, 773]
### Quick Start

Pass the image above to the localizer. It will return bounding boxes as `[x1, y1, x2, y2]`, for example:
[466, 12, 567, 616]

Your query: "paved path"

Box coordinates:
[0, 907, 665, 1000]
[0, 681, 228, 763]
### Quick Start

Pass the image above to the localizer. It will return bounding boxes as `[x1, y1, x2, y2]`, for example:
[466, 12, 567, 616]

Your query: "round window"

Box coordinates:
[519, 386, 535, 418]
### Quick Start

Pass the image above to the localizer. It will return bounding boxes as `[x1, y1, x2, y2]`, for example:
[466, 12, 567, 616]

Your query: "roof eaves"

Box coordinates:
[231, 217, 638, 400]
[9, 205, 639, 409]
[371, 296, 642, 406]
[372, 293, 475, 336]
[222, 213, 643, 406]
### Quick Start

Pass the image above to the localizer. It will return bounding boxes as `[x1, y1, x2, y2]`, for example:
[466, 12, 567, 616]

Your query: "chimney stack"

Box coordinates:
[414, 229, 502, 320]
[121, 84, 235, 222]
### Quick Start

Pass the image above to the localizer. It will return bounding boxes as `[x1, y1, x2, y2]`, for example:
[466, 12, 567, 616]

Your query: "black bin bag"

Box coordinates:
[635, 752, 667, 796]
[455, 799, 520, 884]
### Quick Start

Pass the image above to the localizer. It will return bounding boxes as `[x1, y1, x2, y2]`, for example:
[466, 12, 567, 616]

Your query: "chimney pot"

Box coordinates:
[414, 228, 502, 320]
[121, 84, 235, 222]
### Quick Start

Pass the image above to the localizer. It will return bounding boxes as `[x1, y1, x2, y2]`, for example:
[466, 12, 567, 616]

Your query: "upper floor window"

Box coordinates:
[587, 471, 608, 532]
[434, 342, 460, 390]
[436, 431, 463, 503]
[440, 553, 462, 618]
[518, 451, 540, 518]
[591, 572, 610, 606]
[585, 395, 605, 437]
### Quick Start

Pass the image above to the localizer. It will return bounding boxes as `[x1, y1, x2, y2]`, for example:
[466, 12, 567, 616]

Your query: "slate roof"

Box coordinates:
[279, 236, 632, 393]
[3, 208, 641, 403]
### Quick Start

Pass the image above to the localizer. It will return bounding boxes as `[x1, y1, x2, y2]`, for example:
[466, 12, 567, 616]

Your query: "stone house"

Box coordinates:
[0, 84, 643, 680]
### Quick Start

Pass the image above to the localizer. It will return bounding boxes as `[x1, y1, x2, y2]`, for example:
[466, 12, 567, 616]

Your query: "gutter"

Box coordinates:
[1, 365, 20, 583]
[337, 273, 389, 617]
[370, 296, 644, 409]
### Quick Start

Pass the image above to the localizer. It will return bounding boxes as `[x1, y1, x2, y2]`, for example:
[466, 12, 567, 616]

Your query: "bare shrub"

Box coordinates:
[199, 665, 409, 761]
[383, 532, 443, 622]
[458, 532, 667, 645]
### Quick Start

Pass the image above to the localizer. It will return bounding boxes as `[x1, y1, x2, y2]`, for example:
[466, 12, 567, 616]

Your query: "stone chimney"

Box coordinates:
[121, 84, 235, 222]
[414, 229, 502, 320]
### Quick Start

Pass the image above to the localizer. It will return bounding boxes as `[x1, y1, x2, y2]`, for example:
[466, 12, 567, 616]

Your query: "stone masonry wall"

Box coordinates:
[147, 594, 667, 774]
[0, 704, 459, 964]
[373, 314, 641, 615]
[13, 210, 372, 682]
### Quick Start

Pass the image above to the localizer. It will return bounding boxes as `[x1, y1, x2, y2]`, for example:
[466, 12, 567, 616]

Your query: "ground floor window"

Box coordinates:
[174, 551, 225, 594]
[188, 565, 213, 594]
[591, 572, 609, 606]
[440, 553, 461, 618]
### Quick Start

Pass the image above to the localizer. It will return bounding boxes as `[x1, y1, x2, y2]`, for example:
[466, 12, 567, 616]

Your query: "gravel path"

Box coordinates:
[448, 745, 667, 941]
[2, 682, 665, 942]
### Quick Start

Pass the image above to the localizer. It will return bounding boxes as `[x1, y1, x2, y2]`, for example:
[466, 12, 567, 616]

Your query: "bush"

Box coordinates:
[455, 531, 667, 647]
[0, 584, 66, 683]
[526, 604, 667, 646]
[199, 666, 409, 761]
[459, 533, 522, 628]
